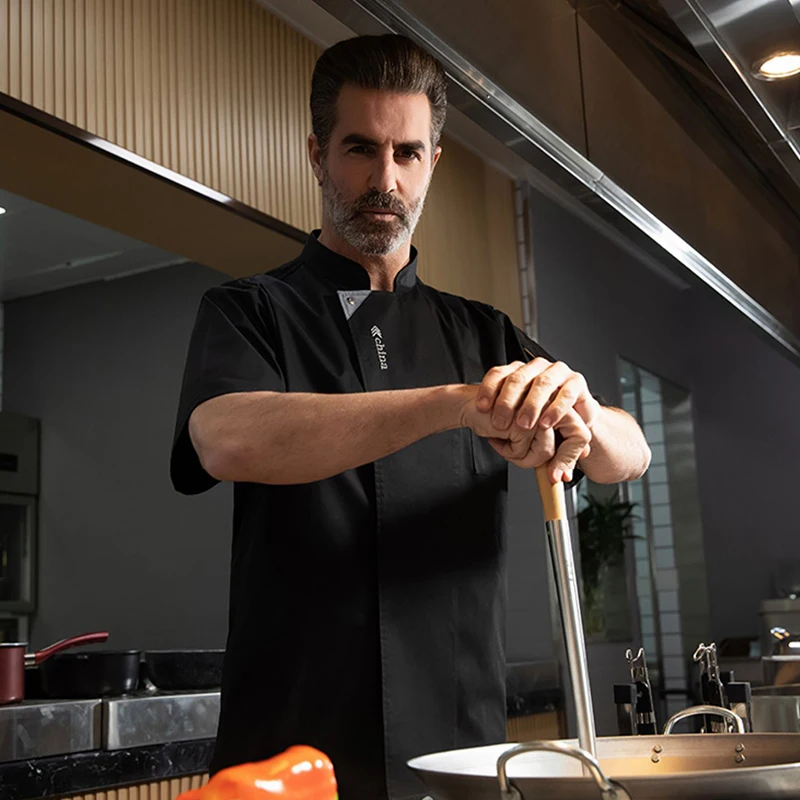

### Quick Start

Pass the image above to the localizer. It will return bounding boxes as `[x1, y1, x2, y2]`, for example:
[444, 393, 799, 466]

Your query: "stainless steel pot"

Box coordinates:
[751, 684, 800, 733]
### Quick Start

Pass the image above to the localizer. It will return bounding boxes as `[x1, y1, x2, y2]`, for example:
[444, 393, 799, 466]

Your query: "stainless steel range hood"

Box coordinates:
[659, 0, 800, 189]
[312, 0, 800, 363]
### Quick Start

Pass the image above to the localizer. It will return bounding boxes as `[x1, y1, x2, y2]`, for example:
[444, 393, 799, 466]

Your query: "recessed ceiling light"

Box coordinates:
[0, 207, 6, 215]
[753, 52, 800, 80]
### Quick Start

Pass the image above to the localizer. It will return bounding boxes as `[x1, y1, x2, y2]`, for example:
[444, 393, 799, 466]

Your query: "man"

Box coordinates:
[171, 34, 650, 800]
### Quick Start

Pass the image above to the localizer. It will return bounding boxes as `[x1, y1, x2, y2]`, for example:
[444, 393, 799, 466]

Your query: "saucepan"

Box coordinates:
[407, 469, 800, 798]
[0, 631, 109, 704]
[39, 649, 140, 698]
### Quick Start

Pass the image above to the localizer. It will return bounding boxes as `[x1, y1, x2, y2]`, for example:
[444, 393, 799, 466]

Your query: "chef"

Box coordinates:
[170, 33, 650, 800]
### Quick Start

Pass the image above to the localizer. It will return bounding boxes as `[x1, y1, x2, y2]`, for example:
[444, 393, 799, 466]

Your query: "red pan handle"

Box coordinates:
[26, 631, 110, 667]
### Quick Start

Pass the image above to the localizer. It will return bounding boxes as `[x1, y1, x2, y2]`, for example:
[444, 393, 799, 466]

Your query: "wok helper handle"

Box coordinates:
[536, 467, 598, 760]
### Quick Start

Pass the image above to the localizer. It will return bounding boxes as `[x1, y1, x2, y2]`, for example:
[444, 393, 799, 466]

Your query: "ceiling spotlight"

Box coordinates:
[753, 52, 800, 80]
[0, 207, 6, 215]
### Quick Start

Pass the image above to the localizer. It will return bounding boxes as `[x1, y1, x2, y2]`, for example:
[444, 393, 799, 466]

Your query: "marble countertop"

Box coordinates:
[0, 739, 214, 800]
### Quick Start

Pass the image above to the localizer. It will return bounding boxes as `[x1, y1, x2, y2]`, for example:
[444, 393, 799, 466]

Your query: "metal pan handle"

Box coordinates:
[663, 704, 745, 735]
[497, 741, 632, 800]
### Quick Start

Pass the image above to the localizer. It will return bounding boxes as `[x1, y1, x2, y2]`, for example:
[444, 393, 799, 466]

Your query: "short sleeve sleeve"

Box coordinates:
[170, 281, 285, 495]
[498, 313, 607, 407]
[498, 313, 556, 365]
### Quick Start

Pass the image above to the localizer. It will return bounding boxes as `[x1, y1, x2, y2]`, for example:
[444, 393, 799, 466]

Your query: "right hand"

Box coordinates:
[488, 409, 592, 483]
[460, 377, 592, 483]
[460, 384, 534, 461]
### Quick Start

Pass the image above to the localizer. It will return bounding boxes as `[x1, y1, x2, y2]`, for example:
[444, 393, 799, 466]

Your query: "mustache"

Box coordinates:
[352, 190, 408, 220]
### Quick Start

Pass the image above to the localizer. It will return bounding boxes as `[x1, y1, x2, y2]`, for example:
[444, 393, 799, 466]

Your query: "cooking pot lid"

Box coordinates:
[0, 642, 27, 648]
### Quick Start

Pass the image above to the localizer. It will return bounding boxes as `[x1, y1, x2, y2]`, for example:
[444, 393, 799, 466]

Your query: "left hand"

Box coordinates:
[476, 358, 602, 479]
[487, 408, 592, 482]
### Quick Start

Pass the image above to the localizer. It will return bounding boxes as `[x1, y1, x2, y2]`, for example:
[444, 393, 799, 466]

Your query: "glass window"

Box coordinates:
[618, 358, 708, 724]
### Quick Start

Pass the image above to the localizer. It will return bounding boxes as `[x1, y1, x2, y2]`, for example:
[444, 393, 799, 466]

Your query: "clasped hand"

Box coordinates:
[461, 358, 601, 484]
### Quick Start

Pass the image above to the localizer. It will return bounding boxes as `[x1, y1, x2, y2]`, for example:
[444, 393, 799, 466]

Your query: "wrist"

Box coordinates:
[428, 384, 478, 433]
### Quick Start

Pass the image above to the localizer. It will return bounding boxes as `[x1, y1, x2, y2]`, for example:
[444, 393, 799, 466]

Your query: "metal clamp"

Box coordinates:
[497, 741, 632, 800]
[626, 648, 649, 683]
[663, 705, 745, 735]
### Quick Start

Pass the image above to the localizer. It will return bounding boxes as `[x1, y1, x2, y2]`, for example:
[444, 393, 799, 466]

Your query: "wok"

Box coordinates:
[408, 729, 800, 799]
[408, 468, 800, 798]
[143, 649, 224, 691]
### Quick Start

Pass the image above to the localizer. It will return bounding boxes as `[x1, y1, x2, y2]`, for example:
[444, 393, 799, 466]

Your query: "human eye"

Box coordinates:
[397, 147, 421, 161]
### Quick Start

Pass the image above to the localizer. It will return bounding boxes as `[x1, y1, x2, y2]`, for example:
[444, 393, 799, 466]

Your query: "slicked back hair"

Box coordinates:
[310, 34, 447, 154]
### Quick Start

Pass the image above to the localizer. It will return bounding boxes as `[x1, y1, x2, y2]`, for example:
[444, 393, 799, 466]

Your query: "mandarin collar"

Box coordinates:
[302, 230, 418, 294]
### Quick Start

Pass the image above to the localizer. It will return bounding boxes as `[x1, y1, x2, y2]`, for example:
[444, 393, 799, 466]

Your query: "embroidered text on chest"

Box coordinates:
[371, 326, 389, 370]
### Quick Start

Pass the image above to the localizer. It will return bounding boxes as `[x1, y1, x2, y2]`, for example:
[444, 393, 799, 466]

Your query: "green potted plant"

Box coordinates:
[576, 493, 638, 636]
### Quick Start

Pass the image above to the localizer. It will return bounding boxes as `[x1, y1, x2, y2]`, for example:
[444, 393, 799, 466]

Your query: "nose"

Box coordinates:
[369, 150, 397, 195]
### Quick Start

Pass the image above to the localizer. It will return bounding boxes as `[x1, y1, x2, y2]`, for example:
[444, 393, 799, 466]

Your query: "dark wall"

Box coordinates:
[682, 291, 800, 641]
[5, 263, 232, 650]
[527, 189, 800, 649]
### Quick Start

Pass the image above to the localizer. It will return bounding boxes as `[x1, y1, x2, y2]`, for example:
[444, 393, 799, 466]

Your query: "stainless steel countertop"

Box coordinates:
[105, 691, 220, 750]
[0, 697, 103, 763]
[0, 690, 220, 763]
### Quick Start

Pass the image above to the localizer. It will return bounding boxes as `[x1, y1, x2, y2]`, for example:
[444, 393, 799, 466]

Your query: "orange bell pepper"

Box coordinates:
[178, 745, 338, 800]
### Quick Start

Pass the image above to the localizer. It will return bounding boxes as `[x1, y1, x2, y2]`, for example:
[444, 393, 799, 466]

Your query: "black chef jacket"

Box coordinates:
[170, 232, 556, 800]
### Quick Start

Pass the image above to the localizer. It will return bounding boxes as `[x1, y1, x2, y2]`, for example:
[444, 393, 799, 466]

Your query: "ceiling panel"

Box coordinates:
[0, 188, 186, 300]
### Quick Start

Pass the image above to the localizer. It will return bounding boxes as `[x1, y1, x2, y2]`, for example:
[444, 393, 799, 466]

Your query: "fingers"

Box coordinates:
[497, 425, 557, 469]
[547, 411, 593, 484]
[513, 361, 573, 431]
[537, 373, 591, 431]
[575, 393, 602, 431]
[490, 358, 552, 430]
[476, 362, 525, 414]
[487, 427, 535, 461]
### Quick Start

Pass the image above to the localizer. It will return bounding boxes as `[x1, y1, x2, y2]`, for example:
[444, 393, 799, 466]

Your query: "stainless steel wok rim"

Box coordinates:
[407, 736, 800, 783]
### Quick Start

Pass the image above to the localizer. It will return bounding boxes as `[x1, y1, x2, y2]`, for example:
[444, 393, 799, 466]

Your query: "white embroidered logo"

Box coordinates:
[371, 326, 388, 370]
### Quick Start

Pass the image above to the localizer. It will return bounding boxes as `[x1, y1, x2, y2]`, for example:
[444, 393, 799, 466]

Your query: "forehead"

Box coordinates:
[332, 85, 433, 142]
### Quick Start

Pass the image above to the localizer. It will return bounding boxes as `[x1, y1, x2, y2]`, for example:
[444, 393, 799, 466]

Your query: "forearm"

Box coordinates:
[579, 407, 651, 484]
[190, 386, 475, 485]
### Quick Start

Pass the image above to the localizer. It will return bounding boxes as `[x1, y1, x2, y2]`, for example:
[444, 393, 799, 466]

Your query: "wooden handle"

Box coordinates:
[536, 467, 567, 522]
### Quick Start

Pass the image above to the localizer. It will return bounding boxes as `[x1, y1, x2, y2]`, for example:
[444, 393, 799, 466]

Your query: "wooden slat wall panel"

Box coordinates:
[0, 0, 523, 315]
[0, 0, 322, 233]
[484, 161, 524, 328]
[60, 774, 208, 800]
[414, 137, 523, 323]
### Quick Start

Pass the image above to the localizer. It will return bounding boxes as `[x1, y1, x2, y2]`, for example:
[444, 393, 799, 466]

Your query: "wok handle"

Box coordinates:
[535, 466, 598, 761]
[497, 741, 632, 800]
[535, 466, 567, 521]
[663, 704, 745, 735]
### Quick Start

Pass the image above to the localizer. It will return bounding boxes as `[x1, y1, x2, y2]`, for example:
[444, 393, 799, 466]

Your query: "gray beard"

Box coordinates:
[321, 172, 427, 257]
